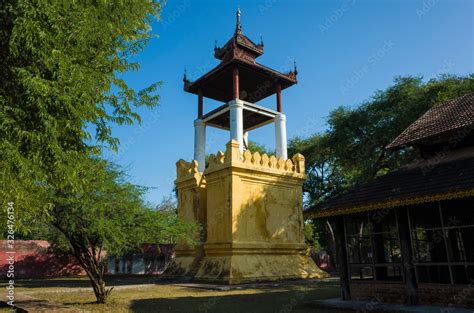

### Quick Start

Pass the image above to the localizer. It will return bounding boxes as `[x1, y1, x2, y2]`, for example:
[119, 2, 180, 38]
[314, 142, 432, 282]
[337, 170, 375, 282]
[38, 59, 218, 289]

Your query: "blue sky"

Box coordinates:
[102, 0, 473, 206]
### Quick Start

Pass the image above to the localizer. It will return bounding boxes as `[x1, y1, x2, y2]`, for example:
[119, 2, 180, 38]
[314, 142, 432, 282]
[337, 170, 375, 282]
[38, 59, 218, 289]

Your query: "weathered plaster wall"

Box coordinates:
[169, 140, 327, 284]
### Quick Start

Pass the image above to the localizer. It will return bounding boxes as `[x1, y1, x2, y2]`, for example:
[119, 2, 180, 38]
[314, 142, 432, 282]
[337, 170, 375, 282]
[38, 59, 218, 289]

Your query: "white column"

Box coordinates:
[229, 100, 244, 152]
[274, 113, 288, 160]
[243, 131, 249, 149]
[194, 119, 206, 172]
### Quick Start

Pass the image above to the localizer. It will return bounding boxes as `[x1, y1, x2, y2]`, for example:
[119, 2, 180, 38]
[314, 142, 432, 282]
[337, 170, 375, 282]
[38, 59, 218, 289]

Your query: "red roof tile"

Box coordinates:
[387, 93, 474, 149]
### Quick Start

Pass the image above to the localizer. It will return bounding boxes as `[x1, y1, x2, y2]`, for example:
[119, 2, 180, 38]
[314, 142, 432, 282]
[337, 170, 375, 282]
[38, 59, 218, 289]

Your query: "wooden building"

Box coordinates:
[304, 93, 474, 308]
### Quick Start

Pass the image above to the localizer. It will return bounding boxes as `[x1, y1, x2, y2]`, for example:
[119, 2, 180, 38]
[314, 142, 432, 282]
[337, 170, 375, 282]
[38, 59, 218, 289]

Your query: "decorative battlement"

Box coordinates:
[176, 159, 201, 182]
[177, 140, 306, 183]
[206, 140, 305, 175]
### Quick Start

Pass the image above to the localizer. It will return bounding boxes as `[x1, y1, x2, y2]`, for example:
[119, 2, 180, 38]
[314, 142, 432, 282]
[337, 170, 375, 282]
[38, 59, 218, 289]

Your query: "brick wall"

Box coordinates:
[351, 281, 474, 309]
[1, 241, 174, 278]
[418, 283, 474, 308]
[351, 281, 406, 304]
[0, 240, 84, 278]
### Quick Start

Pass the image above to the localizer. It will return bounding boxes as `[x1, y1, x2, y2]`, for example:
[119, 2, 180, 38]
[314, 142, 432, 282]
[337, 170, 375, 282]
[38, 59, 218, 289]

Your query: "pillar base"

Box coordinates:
[194, 245, 327, 284]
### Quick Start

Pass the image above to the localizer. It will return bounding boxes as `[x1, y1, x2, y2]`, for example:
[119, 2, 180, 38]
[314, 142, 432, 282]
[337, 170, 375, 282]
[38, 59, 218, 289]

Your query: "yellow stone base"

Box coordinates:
[194, 253, 328, 284]
[164, 255, 196, 278]
[172, 140, 329, 284]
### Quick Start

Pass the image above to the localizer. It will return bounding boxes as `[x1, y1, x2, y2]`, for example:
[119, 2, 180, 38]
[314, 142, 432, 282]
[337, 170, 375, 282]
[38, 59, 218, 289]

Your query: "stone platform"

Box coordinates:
[167, 140, 327, 284]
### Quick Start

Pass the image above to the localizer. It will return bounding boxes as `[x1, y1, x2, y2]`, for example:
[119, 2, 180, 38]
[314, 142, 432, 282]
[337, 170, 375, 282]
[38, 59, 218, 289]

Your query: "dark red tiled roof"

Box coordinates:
[236, 32, 263, 54]
[387, 93, 474, 149]
[304, 148, 474, 218]
[184, 58, 296, 103]
[214, 32, 264, 61]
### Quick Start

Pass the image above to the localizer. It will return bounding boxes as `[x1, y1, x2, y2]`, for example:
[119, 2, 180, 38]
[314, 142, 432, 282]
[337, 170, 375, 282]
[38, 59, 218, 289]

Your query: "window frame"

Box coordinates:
[408, 198, 474, 285]
[344, 210, 403, 282]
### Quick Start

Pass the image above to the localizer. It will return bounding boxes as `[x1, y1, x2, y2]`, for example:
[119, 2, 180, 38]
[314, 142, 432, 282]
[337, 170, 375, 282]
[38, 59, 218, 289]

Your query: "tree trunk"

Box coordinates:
[52, 218, 111, 303]
[71, 244, 110, 304]
[86, 266, 107, 304]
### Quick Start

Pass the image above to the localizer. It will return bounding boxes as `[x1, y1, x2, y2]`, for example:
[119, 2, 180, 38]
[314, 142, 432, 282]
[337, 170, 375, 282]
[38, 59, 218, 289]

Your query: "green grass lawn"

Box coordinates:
[2, 277, 347, 313]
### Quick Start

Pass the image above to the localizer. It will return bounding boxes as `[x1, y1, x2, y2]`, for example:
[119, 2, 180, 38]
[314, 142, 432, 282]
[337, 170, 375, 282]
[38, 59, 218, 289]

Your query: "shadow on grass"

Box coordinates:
[129, 287, 348, 313]
[6, 276, 168, 289]
[63, 301, 98, 305]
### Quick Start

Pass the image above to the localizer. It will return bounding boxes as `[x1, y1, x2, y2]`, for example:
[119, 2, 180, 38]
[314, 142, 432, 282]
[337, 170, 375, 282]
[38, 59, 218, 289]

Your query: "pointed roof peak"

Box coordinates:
[214, 8, 264, 62]
[236, 6, 242, 34]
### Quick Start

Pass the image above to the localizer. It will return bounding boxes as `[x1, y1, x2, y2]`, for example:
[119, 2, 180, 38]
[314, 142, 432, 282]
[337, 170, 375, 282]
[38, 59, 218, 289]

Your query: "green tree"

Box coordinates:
[45, 157, 198, 303]
[0, 0, 162, 229]
[294, 75, 474, 204]
[292, 75, 474, 264]
[289, 134, 344, 206]
[246, 140, 271, 155]
[326, 75, 474, 187]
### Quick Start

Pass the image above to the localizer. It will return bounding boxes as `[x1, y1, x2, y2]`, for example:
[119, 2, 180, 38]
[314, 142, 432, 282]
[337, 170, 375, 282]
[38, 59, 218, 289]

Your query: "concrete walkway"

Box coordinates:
[1, 293, 86, 312]
[171, 277, 339, 291]
[308, 298, 473, 313]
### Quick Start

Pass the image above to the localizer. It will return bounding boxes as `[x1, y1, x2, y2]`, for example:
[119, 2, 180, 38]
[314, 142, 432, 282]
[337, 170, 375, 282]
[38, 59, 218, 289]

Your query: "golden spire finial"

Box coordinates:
[236, 6, 242, 34]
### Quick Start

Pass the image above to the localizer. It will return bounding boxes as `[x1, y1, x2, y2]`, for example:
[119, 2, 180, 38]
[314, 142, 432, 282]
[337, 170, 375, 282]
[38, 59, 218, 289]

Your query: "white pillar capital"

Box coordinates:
[274, 113, 288, 160]
[194, 118, 206, 127]
[274, 112, 286, 122]
[194, 118, 206, 172]
[229, 99, 245, 109]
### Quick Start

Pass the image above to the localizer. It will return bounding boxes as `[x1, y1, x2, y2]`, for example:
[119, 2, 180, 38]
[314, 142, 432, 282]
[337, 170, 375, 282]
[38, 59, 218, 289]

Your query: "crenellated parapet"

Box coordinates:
[176, 159, 202, 183]
[206, 139, 306, 176]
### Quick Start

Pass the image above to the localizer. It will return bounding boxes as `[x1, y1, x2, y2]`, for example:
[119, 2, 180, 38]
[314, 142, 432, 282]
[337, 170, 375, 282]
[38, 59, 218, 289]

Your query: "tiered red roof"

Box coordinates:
[184, 8, 297, 103]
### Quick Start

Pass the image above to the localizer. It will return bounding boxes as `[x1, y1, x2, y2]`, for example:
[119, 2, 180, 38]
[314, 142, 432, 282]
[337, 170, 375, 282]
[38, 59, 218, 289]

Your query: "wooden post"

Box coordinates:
[276, 84, 282, 112]
[331, 216, 351, 300]
[372, 220, 388, 280]
[396, 207, 419, 305]
[198, 89, 203, 118]
[232, 66, 239, 100]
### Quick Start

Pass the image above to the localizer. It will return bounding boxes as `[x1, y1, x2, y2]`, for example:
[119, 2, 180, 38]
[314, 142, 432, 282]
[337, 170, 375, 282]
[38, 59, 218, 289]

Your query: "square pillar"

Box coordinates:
[194, 119, 206, 172]
[274, 113, 288, 160]
[276, 84, 282, 113]
[229, 100, 244, 153]
[232, 66, 239, 100]
[198, 89, 203, 118]
[331, 216, 351, 300]
[396, 207, 419, 305]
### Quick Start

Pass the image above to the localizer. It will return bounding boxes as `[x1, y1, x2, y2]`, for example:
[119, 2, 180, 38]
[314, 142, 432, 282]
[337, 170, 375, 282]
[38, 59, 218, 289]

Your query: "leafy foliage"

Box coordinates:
[304, 221, 320, 251]
[45, 157, 197, 303]
[291, 75, 474, 207]
[0, 0, 162, 227]
[246, 140, 271, 155]
[291, 75, 474, 259]
[326, 75, 474, 187]
[0, 0, 191, 304]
